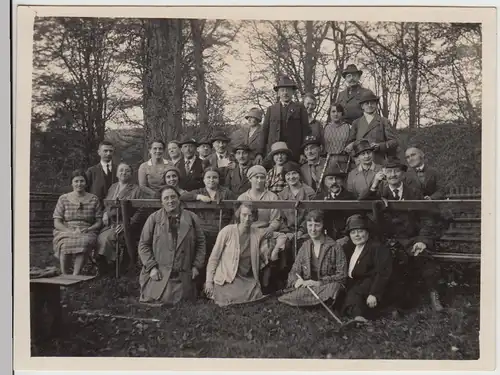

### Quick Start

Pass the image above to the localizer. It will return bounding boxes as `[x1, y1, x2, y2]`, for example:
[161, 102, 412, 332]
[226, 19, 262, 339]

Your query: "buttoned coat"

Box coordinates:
[85, 162, 118, 202]
[178, 157, 205, 192]
[346, 163, 382, 199]
[138, 208, 206, 303]
[300, 157, 327, 191]
[260, 101, 311, 162]
[314, 188, 358, 239]
[225, 163, 252, 196]
[405, 165, 445, 200]
[347, 114, 399, 165]
[334, 85, 373, 124]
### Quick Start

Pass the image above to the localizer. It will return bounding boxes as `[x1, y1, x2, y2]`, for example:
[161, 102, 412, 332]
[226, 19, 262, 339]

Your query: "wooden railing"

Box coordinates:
[29, 190, 481, 262]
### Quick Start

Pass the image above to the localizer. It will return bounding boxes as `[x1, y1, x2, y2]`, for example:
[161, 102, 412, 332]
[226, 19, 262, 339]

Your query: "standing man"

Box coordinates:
[333, 64, 373, 125]
[259, 76, 311, 163]
[85, 140, 118, 202]
[178, 137, 205, 191]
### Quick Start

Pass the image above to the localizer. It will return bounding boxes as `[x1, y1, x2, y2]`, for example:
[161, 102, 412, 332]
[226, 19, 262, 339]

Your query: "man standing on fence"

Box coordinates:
[85, 140, 118, 203]
[360, 157, 444, 313]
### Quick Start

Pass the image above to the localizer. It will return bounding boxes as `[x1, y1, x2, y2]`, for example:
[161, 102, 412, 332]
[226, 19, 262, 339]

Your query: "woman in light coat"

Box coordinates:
[205, 203, 287, 307]
[138, 186, 206, 305]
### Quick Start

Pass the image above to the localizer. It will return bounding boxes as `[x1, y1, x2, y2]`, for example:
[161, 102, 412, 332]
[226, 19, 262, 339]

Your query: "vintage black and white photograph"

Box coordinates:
[20, 6, 491, 365]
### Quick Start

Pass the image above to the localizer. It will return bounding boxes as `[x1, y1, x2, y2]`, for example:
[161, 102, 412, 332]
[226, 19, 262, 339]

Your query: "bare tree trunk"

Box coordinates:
[191, 19, 208, 130]
[304, 21, 314, 94]
[407, 23, 420, 129]
[143, 19, 184, 152]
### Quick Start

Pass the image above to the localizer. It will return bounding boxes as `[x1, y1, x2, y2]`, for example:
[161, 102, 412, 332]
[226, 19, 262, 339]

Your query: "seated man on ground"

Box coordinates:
[205, 203, 287, 307]
[279, 210, 347, 308]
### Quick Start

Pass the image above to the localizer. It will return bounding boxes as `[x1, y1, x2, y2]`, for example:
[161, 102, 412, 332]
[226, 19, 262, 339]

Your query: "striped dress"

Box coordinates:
[52, 193, 103, 258]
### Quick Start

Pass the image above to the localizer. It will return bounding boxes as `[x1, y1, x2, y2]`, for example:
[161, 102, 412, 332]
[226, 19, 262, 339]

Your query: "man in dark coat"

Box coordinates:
[300, 135, 327, 192]
[259, 76, 311, 163]
[333, 64, 374, 125]
[404, 146, 445, 200]
[178, 137, 205, 192]
[202, 131, 236, 183]
[224, 144, 252, 196]
[85, 140, 118, 202]
[359, 157, 444, 312]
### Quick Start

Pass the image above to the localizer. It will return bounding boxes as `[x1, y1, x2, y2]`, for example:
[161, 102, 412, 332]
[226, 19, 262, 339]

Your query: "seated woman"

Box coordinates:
[341, 214, 392, 322]
[53, 169, 103, 275]
[266, 142, 292, 194]
[138, 186, 206, 305]
[96, 162, 155, 274]
[138, 140, 171, 194]
[205, 203, 287, 307]
[180, 167, 237, 291]
[279, 210, 347, 307]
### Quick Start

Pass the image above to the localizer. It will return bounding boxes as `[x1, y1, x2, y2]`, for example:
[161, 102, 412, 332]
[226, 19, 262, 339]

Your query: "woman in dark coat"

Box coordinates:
[342, 214, 392, 322]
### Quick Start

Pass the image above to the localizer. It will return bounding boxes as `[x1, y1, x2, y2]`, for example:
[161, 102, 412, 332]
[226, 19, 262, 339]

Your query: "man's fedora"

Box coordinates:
[383, 156, 408, 172]
[301, 135, 322, 150]
[179, 136, 198, 147]
[273, 76, 298, 92]
[198, 137, 212, 147]
[323, 164, 348, 179]
[342, 64, 363, 78]
[352, 139, 375, 157]
[210, 131, 231, 144]
[233, 143, 252, 153]
[359, 90, 380, 105]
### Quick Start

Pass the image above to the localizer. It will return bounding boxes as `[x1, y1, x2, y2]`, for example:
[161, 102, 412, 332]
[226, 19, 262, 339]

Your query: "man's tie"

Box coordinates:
[393, 189, 400, 200]
[106, 163, 111, 175]
[185, 159, 191, 172]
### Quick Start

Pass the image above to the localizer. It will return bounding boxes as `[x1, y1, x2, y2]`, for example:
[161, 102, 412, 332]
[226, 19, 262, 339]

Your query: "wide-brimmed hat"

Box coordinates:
[359, 91, 380, 104]
[342, 64, 363, 78]
[233, 143, 252, 153]
[247, 165, 267, 179]
[352, 139, 375, 157]
[268, 141, 293, 159]
[198, 137, 212, 147]
[282, 161, 302, 176]
[273, 76, 298, 92]
[179, 136, 198, 147]
[323, 164, 348, 179]
[383, 156, 408, 172]
[245, 108, 263, 122]
[345, 214, 372, 233]
[301, 135, 322, 150]
[210, 131, 230, 144]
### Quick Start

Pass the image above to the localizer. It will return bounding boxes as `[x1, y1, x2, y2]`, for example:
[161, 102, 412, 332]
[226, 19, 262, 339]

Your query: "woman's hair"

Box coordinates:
[203, 166, 221, 178]
[303, 92, 317, 103]
[149, 139, 166, 149]
[71, 169, 89, 185]
[326, 102, 346, 123]
[305, 209, 324, 223]
[160, 185, 181, 199]
[234, 202, 259, 223]
[117, 162, 132, 172]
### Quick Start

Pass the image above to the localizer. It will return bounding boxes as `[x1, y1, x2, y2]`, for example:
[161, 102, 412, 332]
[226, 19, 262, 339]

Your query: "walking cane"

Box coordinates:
[315, 153, 332, 195]
[115, 199, 120, 279]
[296, 273, 343, 325]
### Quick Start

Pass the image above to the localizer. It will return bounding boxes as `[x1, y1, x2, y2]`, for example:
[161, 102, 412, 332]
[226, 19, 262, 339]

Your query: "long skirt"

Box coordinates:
[53, 223, 98, 258]
[139, 268, 196, 306]
[278, 281, 342, 307]
[213, 275, 265, 307]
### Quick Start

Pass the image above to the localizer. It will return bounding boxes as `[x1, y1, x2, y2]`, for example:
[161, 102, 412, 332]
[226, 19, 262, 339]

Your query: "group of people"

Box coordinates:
[52, 64, 447, 323]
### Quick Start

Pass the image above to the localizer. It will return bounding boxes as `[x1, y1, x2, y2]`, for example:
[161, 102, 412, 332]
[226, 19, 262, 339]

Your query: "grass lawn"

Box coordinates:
[30, 240, 480, 359]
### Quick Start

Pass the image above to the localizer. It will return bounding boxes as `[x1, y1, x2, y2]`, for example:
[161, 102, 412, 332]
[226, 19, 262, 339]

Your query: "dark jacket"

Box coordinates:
[314, 188, 357, 239]
[343, 238, 393, 301]
[85, 162, 118, 202]
[178, 157, 204, 192]
[201, 153, 236, 185]
[334, 85, 373, 124]
[405, 165, 445, 200]
[260, 101, 311, 162]
[224, 163, 252, 196]
[359, 181, 437, 251]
